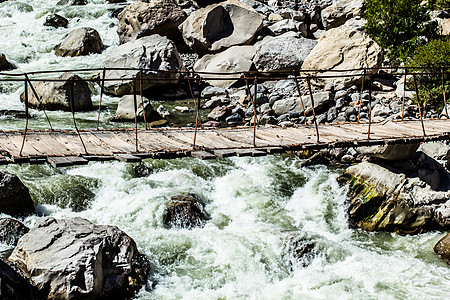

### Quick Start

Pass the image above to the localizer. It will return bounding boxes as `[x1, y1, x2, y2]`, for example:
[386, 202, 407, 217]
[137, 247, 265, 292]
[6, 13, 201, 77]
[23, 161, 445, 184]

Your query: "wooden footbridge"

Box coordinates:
[1, 67, 449, 167]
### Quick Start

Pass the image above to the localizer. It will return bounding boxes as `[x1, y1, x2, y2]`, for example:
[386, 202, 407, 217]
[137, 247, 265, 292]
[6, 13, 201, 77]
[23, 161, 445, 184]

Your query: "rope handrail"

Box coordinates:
[1, 65, 450, 78]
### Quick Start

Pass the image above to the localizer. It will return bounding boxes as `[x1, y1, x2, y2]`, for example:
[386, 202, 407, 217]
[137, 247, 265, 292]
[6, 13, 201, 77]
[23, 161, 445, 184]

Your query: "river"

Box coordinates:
[0, 1, 449, 299]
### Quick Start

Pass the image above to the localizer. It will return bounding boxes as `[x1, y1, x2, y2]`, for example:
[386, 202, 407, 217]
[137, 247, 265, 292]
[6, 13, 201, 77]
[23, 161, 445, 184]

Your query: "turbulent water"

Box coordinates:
[0, 1, 450, 299]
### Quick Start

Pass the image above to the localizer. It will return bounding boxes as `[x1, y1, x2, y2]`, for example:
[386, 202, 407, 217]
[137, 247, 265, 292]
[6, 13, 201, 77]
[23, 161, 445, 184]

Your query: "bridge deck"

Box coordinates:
[0, 119, 449, 166]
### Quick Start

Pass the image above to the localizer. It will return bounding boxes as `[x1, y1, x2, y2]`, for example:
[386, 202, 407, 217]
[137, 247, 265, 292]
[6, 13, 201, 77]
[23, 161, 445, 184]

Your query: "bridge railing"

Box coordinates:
[0, 66, 449, 156]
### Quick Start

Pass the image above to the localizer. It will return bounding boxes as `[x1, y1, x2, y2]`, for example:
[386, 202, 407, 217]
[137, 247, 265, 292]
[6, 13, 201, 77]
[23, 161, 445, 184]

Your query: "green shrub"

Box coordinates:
[407, 38, 450, 110]
[429, 0, 450, 10]
[363, 0, 438, 63]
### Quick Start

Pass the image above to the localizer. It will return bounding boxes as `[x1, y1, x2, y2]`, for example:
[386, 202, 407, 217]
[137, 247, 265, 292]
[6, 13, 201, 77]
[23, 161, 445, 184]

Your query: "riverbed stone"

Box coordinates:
[44, 13, 69, 28]
[0, 217, 29, 246]
[8, 217, 150, 299]
[434, 233, 450, 265]
[179, 1, 263, 53]
[272, 91, 333, 116]
[117, 0, 187, 44]
[163, 194, 209, 229]
[208, 106, 231, 121]
[113, 95, 154, 122]
[302, 25, 383, 90]
[253, 32, 317, 73]
[0, 53, 15, 71]
[20, 72, 93, 111]
[193, 45, 256, 88]
[101, 34, 182, 96]
[54, 27, 103, 57]
[357, 143, 420, 161]
[0, 171, 34, 217]
[321, 0, 363, 30]
[342, 158, 450, 234]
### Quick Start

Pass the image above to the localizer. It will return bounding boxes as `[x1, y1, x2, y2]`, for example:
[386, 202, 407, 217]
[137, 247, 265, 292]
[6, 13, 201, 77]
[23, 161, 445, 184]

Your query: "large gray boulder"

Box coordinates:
[272, 91, 333, 116]
[0, 53, 15, 71]
[101, 34, 182, 96]
[113, 95, 154, 121]
[302, 25, 383, 90]
[117, 0, 187, 45]
[163, 194, 209, 229]
[0, 171, 34, 217]
[20, 72, 93, 111]
[54, 27, 103, 57]
[253, 32, 317, 73]
[0, 217, 29, 246]
[342, 157, 450, 234]
[434, 233, 450, 265]
[321, 0, 364, 30]
[357, 143, 420, 161]
[179, 0, 263, 53]
[193, 45, 256, 88]
[9, 217, 150, 299]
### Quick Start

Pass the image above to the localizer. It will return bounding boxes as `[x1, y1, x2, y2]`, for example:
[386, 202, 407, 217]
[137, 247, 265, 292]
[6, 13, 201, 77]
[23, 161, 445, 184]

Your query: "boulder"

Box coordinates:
[357, 143, 420, 161]
[179, 1, 263, 53]
[434, 233, 450, 265]
[0, 53, 16, 71]
[0, 217, 29, 246]
[282, 234, 316, 269]
[44, 13, 69, 28]
[0, 259, 42, 299]
[253, 32, 317, 73]
[54, 27, 103, 57]
[440, 18, 450, 35]
[341, 158, 450, 234]
[117, 0, 187, 45]
[193, 45, 256, 88]
[101, 34, 182, 96]
[113, 95, 154, 121]
[9, 217, 150, 299]
[0, 171, 34, 217]
[163, 194, 209, 229]
[302, 25, 383, 90]
[268, 19, 306, 36]
[321, 0, 364, 30]
[272, 91, 333, 116]
[20, 72, 93, 111]
[208, 106, 231, 121]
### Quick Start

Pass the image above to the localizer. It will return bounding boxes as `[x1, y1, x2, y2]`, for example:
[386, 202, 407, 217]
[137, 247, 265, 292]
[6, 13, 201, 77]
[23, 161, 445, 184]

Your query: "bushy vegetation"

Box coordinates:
[429, 0, 450, 10]
[363, 0, 438, 63]
[407, 38, 450, 110]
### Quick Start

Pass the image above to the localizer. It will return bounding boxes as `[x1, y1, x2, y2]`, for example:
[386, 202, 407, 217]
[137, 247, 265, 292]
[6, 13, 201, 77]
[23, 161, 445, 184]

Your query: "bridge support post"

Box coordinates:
[187, 75, 202, 150]
[139, 69, 148, 129]
[132, 77, 139, 153]
[367, 76, 372, 140]
[413, 73, 426, 137]
[441, 66, 448, 118]
[357, 68, 366, 123]
[69, 78, 88, 155]
[25, 74, 53, 131]
[19, 75, 29, 157]
[402, 67, 407, 120]
[306, 77, 320, 143]
[96, 68, 106, 130]
[294, 72, 307, 122]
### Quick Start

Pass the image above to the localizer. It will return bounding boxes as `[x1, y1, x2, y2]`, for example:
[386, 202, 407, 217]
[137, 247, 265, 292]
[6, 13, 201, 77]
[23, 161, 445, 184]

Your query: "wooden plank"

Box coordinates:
[47, 156, 88, 168]
[250, 149, 267, 157]
[89, 131, 136, 153]
[83, 155, 116, 161]
[262, 146, 285, 154]
[214, 149, 236, 158]
[191, 151, 216, 160]
[0, 157, 9, 165]
[235, 149, 255, 157]
[114, 154, 142, 162]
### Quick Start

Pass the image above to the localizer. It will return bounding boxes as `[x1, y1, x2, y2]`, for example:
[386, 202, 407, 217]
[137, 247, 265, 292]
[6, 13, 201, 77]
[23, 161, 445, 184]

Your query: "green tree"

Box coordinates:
[363, 0, 438, 62]
[407, 37, 450, 110]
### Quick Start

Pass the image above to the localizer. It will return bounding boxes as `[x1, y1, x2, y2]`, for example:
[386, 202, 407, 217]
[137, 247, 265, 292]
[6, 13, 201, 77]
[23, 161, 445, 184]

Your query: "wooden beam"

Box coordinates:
[191, 151, 216, 160]
[113, 154, 142, 162]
